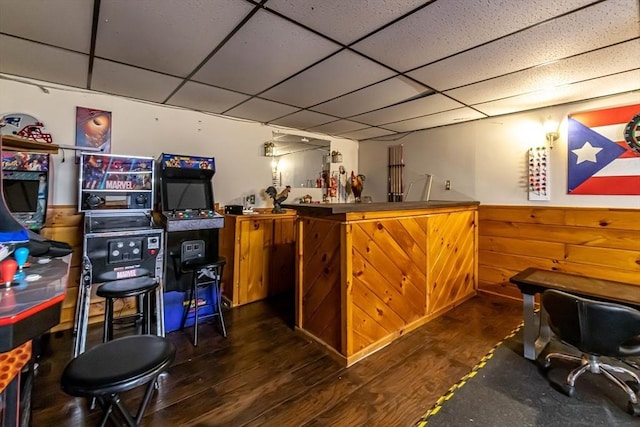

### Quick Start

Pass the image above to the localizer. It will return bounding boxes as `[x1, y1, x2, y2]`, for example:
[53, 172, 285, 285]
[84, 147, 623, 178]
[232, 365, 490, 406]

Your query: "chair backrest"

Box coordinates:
[542, 289, 640, 357]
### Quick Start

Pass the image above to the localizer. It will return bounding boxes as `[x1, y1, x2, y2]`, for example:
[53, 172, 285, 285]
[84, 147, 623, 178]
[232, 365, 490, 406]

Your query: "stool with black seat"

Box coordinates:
[61, 334, 175, 426]
[178, 239, 227, 346]
[96, 275, 159, 342]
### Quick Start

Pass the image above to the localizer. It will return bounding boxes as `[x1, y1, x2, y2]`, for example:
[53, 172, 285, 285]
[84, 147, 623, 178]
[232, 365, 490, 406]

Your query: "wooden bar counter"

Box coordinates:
[285, 201, 479, 366]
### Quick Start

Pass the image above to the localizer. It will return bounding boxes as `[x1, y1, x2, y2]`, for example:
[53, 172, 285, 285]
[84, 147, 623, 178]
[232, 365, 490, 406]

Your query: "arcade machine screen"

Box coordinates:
[165, 179, 213, 212]
[3, 180, 39, 212]
[1, 152, 49, 231]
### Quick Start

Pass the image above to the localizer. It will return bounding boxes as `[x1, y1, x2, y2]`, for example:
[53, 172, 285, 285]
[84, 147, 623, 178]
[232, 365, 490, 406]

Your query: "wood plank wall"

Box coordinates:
[41, 204, 640, 332]
[41, 205, 83, 332]
[478, 205, 640, 300]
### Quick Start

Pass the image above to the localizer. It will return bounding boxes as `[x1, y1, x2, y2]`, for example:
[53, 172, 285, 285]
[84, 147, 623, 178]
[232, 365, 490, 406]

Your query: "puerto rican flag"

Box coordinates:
[568, 104, 640, 195]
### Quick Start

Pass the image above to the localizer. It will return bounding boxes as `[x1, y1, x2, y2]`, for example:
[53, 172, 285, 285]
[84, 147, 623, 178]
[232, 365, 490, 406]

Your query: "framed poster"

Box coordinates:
[567, 104, 640, 195]
[75, 107, 111, 158]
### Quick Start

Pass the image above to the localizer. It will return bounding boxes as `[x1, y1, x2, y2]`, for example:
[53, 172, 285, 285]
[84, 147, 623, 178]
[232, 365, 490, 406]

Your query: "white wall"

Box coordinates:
[359, 92, 640, 209]
[0, 77, 358, 208]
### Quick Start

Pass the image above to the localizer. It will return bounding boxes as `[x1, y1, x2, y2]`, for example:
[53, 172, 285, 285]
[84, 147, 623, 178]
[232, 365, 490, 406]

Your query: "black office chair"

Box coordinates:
[541, 289, 640, 415]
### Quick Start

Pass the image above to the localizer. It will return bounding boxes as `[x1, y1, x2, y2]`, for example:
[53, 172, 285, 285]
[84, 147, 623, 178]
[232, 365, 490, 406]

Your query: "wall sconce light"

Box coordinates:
[543, 119, 559, 148]
[264, 141, 275, 157]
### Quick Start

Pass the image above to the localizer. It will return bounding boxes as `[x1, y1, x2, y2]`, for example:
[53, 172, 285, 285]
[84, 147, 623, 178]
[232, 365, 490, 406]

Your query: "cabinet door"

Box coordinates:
[236, 216, 296, 305]
[238, 219, 269, 305]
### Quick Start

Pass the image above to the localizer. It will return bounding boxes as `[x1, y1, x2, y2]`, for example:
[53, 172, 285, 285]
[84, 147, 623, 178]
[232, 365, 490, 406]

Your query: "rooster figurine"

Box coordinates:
[265, 185, 291, 214]
[350, 172, 365, 202]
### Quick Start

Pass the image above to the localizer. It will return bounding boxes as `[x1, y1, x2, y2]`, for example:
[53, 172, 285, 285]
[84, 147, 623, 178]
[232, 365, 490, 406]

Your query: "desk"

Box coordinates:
[0, 254, 71, 426]
[510, 267, 640, 360]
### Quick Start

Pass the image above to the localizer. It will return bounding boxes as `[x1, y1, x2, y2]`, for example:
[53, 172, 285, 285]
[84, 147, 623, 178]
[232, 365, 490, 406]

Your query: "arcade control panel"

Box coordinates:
[83, 229, 163, 283]
[158, 209, 224, 232]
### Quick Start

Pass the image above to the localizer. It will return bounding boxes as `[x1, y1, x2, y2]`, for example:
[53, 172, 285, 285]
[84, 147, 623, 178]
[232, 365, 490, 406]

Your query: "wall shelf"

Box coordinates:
[1, 134, 59, 154]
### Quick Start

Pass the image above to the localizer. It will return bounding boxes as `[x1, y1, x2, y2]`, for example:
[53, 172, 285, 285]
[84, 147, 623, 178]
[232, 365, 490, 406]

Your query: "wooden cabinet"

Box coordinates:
[219, 211, 296, 306]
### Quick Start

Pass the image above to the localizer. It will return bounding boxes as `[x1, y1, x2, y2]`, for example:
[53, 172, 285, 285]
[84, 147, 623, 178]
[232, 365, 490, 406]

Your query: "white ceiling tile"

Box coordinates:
[194, 9, 340, 94]
[269, 110, 336, 129]
[353, 0, 602, 72]
[311, 76, 432, 117]
[409, 0, 640, 90]
[92, 59, 184, 103]
[166, 81, 250, 114]
[261, 50, 395, 108]
[383, 108, 485, 132]
[473, 70, 640, 116]
[307, 119, 367, 135]
[0, 0, 93, 53]
[445, 40, 640, 105]
[265, 0, 429, 44]
[337, 127, 395, 141]
[0, 36, 88, 87]
[350, 94, 465, 126]
[1, 0, 636, 134]
[95, 0, 254, 77]
[225, 98, 300, 123]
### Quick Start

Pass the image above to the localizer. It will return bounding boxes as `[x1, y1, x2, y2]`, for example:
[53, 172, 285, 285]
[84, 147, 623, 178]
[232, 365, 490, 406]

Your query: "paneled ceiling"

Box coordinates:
[1, 0, 638, 141]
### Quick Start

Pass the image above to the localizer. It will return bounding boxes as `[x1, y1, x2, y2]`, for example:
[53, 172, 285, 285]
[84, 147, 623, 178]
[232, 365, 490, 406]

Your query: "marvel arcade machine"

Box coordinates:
[1, 152, 49, 232]
[153, 153, 224, 332]
[74, 153, 164, 357]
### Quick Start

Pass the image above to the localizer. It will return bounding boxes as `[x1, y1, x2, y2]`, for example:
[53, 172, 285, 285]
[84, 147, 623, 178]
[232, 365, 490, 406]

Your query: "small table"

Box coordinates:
[510, 267, 640, 360]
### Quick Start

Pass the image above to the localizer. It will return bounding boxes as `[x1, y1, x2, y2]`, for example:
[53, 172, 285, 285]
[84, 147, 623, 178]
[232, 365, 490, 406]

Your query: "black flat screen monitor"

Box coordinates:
[165, 178, 213, 211]
[3, 179, 39, 213]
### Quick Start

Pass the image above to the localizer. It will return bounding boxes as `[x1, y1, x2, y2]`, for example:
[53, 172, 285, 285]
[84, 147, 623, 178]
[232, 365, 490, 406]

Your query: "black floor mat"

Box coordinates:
[418, 327, 640, 426]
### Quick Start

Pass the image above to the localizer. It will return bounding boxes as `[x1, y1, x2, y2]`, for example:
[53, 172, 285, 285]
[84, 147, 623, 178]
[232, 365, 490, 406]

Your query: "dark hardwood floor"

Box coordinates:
[31, 293, 522, 426]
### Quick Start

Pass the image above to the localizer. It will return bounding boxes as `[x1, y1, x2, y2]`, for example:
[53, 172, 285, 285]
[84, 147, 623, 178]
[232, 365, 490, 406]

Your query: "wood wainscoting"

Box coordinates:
[41, 205, 82, 332]
[478, 205, 640, 301]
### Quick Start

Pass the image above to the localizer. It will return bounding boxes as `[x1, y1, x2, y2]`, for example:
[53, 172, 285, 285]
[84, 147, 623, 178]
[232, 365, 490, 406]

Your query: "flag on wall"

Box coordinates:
[567, 104, 640, 195]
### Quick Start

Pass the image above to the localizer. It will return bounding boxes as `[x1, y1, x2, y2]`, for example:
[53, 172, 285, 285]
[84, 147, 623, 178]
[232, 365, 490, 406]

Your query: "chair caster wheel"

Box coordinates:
[564, 384, 576, 398]
[627, 401, 640, 416]
[538, 358, 552, 373]
[551, 380, 575, 397]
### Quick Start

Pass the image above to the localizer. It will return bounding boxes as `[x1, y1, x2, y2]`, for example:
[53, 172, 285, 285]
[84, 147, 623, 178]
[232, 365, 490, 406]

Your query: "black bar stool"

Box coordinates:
[96, 276, 159, 342]
[179, 247, 227, 346]
[61, 335, 175, 427]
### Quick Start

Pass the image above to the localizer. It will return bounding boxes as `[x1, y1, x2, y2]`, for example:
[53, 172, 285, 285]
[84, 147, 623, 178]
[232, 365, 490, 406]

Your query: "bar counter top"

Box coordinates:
[283, 200, 479, 217]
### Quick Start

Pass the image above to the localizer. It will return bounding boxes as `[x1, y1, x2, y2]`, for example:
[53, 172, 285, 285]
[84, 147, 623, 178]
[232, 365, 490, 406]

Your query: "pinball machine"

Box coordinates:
[73, 153, 164, 356]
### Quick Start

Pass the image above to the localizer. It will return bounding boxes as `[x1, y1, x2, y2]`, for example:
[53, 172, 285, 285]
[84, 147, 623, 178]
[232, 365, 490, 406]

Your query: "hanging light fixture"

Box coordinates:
[263, 141, 275, 157]
[543, 118, 559, 149]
